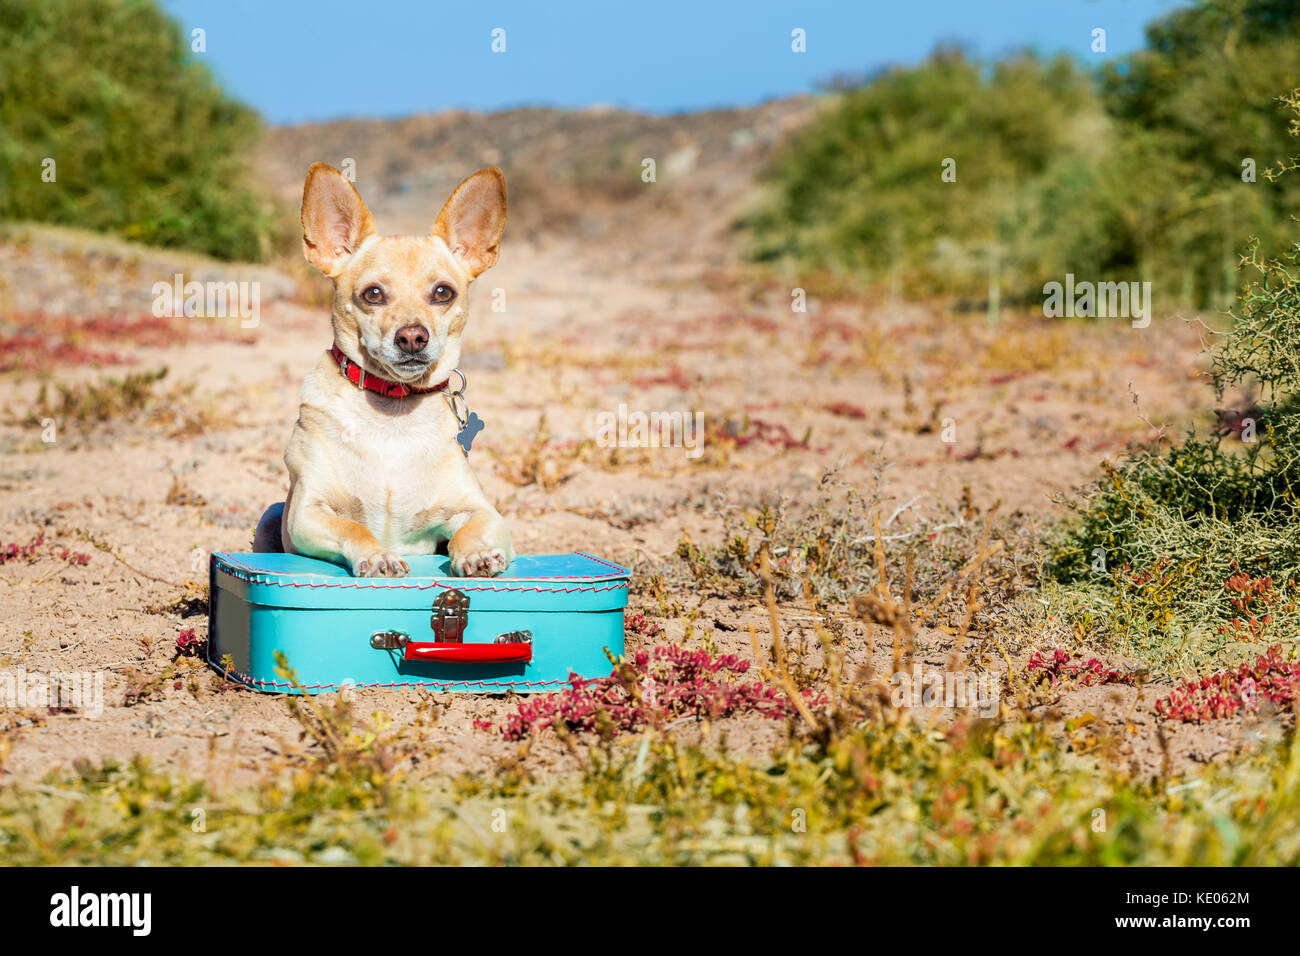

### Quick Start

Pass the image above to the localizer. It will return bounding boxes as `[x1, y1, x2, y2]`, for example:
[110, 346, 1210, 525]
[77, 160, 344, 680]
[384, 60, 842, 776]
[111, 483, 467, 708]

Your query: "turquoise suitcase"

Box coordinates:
[207, 551, 630, 694]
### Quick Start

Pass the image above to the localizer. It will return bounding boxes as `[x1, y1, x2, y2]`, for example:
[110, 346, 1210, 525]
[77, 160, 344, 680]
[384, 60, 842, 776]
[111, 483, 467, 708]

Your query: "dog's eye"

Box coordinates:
[361, 285, 386, 305]
[431, 283, 456, 304]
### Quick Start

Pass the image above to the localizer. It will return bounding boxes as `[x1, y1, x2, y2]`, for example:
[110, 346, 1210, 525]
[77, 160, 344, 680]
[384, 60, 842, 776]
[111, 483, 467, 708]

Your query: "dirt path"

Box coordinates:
[0, 225, 1257, 787]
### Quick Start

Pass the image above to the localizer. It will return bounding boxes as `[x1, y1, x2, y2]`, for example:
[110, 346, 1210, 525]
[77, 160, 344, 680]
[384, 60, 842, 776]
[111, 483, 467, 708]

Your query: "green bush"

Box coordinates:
[1043, 90, 1300, 673]
[747, 50, 1102, 302]
[748, 0, 1300, 310]
[0, 0, 278, 261]
[1096, 0, 1300, 306]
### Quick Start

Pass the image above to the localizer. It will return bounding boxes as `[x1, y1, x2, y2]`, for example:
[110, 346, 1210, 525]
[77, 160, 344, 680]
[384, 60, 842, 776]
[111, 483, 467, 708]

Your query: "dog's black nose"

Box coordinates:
[395, 325, 429, 354]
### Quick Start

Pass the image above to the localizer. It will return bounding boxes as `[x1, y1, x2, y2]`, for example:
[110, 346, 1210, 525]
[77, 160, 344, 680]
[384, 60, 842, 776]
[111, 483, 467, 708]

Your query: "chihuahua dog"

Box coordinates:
[252, 163, 514, 578]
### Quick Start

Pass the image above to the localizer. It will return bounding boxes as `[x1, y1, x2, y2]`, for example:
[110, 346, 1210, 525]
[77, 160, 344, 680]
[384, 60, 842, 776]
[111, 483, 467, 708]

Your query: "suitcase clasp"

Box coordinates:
[392, 590, 532, 664]
[370, 630, 410, 650]
[431, 589, 470, 642]
[494, 630, 532, 644]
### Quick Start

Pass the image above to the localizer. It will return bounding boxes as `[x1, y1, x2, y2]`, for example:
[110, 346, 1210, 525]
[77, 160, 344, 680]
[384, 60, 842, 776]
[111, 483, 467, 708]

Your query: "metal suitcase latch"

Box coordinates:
[370, 630, 409, 650]
[431, 589, 470, 643]
[367, 588, 534, 665]
[494, 630, 533, 644]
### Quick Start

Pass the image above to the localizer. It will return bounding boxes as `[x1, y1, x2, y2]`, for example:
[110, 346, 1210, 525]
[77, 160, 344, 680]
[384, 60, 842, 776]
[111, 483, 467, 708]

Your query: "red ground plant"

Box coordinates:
[1216, 572, 1291, 642]
[175, 627, 204, 657]
[1156, 644, 1300, 722]
[624, 612, 662, 637]
[478, 643, 823, 740]
[0, 533, 90, 567]
[0, 311, 257, 372]
[629, 363, 694, 390]
[823, 401, 867, 419]
[708, 416, 814, 451]
[0, 333, 128, 372]
[1026, 648, 1138, 687]
[1, 532, 45, 565]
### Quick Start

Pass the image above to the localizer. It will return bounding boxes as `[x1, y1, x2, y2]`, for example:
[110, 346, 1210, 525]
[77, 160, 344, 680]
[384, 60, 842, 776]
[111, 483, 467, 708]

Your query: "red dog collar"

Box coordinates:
[329, 345, 447, 399]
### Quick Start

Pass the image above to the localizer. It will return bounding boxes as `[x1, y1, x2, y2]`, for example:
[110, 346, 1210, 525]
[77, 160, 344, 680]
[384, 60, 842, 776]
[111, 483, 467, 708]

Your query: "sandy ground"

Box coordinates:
[0, 216, 1279, 789]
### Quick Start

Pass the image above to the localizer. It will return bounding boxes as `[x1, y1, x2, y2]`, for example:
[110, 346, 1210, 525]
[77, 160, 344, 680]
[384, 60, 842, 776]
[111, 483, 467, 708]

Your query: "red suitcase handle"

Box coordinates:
[403, 641, 532, 664]
[370, 629, 533, 664]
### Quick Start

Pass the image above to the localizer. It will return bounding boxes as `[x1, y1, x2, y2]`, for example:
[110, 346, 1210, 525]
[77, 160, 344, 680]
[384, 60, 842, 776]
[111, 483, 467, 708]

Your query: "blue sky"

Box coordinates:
[164, 0, 1191, 126]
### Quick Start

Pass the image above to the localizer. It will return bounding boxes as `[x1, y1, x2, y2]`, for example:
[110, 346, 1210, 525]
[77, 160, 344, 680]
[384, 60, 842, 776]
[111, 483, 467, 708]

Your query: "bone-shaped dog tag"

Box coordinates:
[457, 411, 484, 453]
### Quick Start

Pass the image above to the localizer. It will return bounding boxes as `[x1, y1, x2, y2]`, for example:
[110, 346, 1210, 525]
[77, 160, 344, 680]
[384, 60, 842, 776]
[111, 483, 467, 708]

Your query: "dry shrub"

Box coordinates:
[490, 414, 582, 490]
[673, 464, 1042, 635]
[15, 367, 233, 443]
[27, 367, 168, 424]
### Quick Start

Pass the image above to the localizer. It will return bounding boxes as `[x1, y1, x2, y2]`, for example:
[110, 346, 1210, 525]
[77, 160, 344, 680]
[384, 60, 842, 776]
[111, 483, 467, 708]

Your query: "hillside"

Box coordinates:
[260, 99, 815, 276]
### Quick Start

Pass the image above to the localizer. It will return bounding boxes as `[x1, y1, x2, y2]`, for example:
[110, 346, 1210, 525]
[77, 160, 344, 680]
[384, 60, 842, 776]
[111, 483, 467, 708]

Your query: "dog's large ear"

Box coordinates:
[432, 167, 506, 277]
[301, 163, 377, 277]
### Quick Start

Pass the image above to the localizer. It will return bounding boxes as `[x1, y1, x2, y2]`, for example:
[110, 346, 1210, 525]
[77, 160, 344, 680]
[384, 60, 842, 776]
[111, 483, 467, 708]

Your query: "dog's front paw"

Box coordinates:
[451, 547, 509, 578]
[352, 550, 410, 577]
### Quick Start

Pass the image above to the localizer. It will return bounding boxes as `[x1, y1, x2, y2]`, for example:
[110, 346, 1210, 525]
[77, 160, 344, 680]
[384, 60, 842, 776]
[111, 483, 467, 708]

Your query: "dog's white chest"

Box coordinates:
[326, 395, 468, 545]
